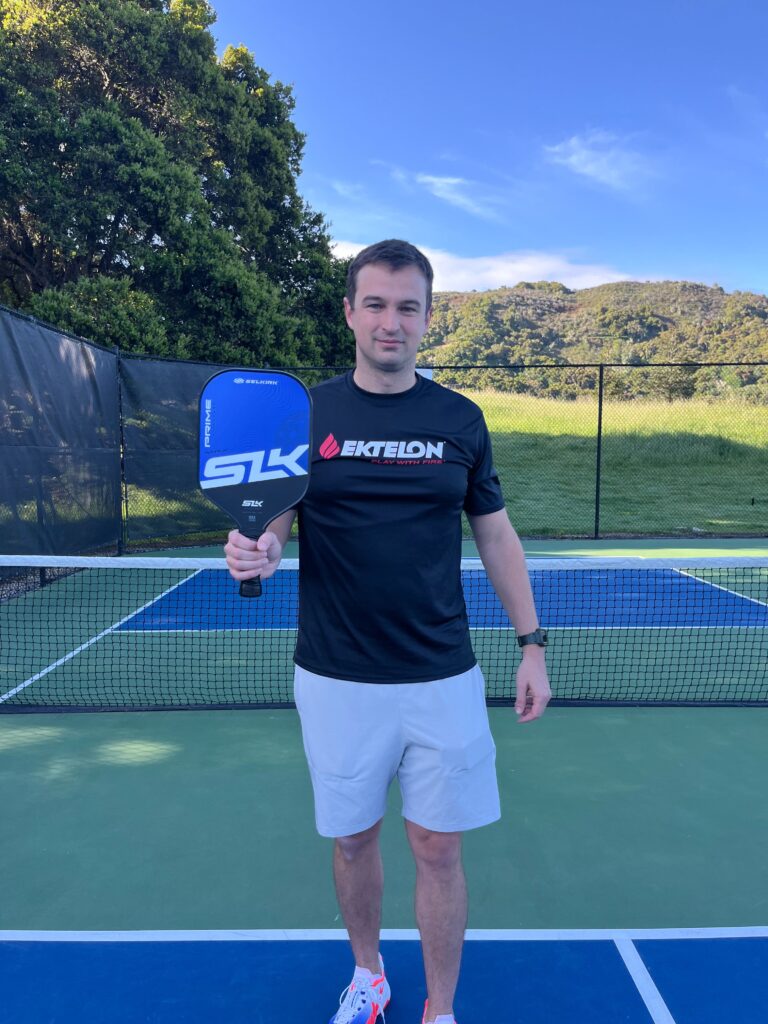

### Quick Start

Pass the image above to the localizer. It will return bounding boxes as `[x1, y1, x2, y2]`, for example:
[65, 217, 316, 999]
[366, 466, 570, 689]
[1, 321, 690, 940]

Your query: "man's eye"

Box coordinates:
[366, 303, 382, 310]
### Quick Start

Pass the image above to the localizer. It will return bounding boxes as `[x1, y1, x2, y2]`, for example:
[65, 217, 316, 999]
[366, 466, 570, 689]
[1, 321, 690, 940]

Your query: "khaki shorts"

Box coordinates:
[293, 663, 501, 838]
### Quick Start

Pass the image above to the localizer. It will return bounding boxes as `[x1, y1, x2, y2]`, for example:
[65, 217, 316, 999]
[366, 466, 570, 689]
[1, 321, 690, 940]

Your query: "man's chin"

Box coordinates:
[360, 352, 415, 375]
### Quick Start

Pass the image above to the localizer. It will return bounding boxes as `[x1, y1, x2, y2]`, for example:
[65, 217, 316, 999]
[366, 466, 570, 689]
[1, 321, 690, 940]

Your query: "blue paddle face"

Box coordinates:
[198, 369, 312, 539]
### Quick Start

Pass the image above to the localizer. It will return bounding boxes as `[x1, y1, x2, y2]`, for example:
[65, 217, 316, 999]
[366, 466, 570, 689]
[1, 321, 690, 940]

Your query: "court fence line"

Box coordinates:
[2, 303, 767, 554]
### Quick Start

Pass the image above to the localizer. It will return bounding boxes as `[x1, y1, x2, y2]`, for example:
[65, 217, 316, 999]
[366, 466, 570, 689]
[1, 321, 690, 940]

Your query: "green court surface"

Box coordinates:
[1, 707, 766, 932]
[2, 540, 766, 943]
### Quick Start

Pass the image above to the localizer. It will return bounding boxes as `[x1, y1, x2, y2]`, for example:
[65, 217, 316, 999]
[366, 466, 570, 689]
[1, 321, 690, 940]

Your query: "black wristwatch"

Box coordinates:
[517, 628, 548, 649]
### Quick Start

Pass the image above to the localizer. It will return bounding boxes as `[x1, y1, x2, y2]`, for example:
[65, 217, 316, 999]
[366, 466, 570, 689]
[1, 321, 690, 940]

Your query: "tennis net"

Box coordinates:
[1, 555, 766, 711]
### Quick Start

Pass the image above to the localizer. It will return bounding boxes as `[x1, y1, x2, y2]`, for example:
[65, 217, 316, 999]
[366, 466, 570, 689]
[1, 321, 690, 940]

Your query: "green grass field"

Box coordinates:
[102, 391, 768, 545]
[464, 392, 768, 536]
[3, 389, 765, 550]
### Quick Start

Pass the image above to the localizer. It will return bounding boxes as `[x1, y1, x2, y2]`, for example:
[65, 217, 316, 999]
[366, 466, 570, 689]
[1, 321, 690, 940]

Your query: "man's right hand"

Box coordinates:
[223, 529, 283, 583]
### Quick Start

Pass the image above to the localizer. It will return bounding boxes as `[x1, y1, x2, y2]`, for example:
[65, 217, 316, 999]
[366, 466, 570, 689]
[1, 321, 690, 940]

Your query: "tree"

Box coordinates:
[0, 0, 349, 364]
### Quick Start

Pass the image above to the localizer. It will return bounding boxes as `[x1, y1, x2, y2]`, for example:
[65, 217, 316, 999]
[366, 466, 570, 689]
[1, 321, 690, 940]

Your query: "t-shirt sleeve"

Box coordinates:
[463, 413, 505, 515]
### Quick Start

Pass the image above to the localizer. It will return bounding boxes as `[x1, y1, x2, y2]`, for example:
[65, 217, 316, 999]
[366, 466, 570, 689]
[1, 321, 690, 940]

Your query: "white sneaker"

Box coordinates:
[328, 954, 391, 1024]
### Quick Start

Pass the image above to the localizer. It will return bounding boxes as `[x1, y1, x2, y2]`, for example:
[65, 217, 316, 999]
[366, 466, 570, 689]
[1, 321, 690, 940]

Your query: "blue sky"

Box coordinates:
[211, 0, 768, 295]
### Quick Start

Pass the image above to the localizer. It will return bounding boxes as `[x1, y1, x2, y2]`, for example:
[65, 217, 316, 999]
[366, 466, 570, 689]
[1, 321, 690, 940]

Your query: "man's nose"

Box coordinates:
[381, 307, 400, 332]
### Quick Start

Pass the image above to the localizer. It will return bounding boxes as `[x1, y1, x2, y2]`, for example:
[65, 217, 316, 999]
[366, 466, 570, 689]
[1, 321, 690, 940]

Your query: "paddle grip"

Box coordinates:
[239, 576, 262, 599]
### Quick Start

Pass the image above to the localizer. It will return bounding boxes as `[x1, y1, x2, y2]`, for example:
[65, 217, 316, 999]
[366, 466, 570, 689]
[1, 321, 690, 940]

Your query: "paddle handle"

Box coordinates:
[238, 525, 265, 598]
[239, 576, 262, 599]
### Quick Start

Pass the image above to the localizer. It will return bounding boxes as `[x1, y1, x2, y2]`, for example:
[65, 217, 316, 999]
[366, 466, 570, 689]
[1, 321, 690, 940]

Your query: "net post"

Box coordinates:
[594, 363, 604, 539]
[116, 347, 127, 556]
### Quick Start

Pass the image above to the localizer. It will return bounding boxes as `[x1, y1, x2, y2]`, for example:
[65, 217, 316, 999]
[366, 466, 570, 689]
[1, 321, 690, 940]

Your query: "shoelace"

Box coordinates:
[334, 978, 386, 1024]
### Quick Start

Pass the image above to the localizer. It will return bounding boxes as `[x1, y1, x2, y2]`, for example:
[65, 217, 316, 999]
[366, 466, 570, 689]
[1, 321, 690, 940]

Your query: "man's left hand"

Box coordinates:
[515, 650, 551, 723]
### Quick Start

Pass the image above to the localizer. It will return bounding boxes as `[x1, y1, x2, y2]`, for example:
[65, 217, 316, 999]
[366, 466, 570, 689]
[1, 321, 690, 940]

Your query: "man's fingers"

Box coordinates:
[515, 695, 534, 720]
[225, 530, 268, 577]
[228, 566, 262, 581]
[517, 697, 546, 724]
[514, 678, 529, 716]
[224, 528, 283, 583]
[227, 551, 268, 575]
[225, 531, 273, 563]
[226, 529, 258, 552]
[515, 670, 551, 723]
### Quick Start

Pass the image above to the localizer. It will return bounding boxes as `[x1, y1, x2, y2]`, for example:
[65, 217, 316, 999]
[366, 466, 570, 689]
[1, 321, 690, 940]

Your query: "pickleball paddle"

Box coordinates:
[198, 369, 312, 597]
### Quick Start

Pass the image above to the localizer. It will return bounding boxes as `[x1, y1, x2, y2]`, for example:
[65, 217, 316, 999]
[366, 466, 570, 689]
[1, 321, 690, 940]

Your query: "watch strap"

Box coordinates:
[517, 628, 548, 648]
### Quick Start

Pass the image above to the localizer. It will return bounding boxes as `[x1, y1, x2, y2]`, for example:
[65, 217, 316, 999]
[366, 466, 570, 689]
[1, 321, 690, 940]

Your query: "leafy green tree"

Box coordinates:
[0, 0, 348, 364]
[649, 366, 698, 402]
[27, 275, 172, 353]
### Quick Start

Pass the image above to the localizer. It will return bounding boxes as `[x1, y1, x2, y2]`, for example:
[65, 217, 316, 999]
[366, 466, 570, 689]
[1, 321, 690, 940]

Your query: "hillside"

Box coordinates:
[421, 280, 768, 400]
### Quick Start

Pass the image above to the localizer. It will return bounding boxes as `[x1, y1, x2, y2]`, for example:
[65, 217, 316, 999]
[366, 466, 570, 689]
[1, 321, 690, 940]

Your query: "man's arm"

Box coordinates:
[223, 509, 296, 583]
[468, 508, 551, 723]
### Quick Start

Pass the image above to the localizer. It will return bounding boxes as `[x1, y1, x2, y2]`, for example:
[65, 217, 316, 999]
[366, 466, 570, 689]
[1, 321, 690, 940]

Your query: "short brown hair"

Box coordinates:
[346, 239, 434, 311]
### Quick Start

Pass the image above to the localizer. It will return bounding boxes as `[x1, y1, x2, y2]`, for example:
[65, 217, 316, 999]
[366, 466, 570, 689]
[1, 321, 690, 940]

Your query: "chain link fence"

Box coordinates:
[431, 364, 768, 538]
[2, 305, 766, 553]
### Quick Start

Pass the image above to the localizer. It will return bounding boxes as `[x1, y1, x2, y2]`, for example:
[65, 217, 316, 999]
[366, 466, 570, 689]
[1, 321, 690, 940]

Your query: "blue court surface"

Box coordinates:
[117, 566, 768, 632]
[1, 928, 766, 1023]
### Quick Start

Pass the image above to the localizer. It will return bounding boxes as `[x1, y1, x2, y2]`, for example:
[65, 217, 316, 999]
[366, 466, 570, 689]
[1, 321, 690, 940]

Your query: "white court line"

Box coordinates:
[2, 926, 767, 942]
[0, 571, 204, 705]
[614, 937, 677, 1024]
[675, 568, 768, 610]
[112, 628, 298, 634]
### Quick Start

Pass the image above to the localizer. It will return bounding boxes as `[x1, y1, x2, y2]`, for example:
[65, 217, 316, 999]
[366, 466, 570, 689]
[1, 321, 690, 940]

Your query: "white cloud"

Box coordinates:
[414, 175, 499, 219]
[332, 240, 367, 260]
[369, 160, 411, 188]
[329, 180, 367, 201]
[544, 130, 657, 192]
[371, 162, 506, 219]
[332, 240, 640, 291]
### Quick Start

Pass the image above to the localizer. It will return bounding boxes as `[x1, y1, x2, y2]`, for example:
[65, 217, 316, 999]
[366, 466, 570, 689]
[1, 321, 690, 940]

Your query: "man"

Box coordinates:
[225, 239, 550, 1024]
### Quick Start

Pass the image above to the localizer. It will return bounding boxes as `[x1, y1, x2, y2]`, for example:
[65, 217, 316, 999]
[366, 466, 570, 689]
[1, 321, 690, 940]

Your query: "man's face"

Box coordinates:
[344, 263, 432, 376]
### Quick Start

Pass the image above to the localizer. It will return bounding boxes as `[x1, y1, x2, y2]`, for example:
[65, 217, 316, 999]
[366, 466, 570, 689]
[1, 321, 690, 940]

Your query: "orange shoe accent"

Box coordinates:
[364, 997, 390, 1024]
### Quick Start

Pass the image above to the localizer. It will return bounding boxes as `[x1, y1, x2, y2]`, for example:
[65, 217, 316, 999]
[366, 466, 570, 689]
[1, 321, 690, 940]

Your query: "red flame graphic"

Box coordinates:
[319, 433, 340, 459]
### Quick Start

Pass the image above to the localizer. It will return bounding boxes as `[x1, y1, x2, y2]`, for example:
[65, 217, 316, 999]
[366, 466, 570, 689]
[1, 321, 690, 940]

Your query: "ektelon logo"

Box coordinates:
[342, 439, 444, 459]
[318, 435, 445, 462]
[319, 434, 341, 459]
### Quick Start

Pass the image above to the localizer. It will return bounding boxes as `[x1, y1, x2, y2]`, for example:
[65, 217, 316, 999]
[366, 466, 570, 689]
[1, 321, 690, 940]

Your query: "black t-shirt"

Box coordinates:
[293, 371, 505, 682]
